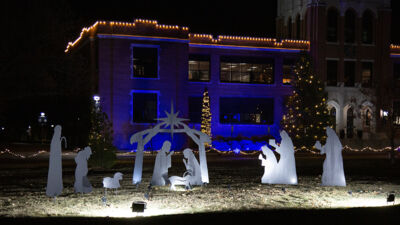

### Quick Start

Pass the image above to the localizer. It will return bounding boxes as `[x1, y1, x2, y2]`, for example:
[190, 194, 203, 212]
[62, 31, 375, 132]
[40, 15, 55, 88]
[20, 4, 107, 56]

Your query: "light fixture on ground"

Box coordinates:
[387, 192, 395, 205]
[131, 201, 146, 213]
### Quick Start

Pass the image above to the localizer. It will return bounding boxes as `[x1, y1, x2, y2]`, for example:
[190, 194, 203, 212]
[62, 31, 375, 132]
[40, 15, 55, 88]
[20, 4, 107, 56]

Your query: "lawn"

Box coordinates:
[0, 150, 399, 220]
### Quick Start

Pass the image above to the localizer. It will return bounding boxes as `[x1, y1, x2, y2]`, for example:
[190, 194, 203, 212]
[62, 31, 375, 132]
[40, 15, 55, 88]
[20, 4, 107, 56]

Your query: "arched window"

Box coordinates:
[345, 9, 356, 43]
[362, 10, 374, 44]
[365, 109, 372, 126]
[288, 17, 292, 39]
[330, 107, 337, 129]
[346, 107, 354, 138]
[296, 14, 301, 39]
[326, 8, 338, 42]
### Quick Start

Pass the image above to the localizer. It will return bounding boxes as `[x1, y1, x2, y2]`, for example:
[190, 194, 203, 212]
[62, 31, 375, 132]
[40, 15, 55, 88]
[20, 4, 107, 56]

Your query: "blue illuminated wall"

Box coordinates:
[97, 35, 297, 151]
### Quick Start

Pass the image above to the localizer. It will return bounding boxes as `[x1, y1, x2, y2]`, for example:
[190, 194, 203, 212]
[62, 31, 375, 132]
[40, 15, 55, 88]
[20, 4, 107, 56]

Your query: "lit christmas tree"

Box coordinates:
[201, 87, 212, 142]
[88, 97, 117, 169]
[281, 53, 332, 149]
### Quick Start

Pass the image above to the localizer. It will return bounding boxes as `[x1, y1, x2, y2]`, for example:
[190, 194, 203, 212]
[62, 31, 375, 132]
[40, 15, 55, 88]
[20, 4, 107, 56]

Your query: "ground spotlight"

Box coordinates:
[387, 192, 395, 205]
[131, 201, 146, 213]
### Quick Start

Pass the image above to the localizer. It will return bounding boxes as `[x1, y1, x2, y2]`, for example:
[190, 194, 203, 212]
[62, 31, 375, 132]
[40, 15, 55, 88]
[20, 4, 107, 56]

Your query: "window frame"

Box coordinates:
[130, 90, 160, 125]
[130, 44, 160, 80]
[219, 56, 275, 85]
[188, 54, 211, 82]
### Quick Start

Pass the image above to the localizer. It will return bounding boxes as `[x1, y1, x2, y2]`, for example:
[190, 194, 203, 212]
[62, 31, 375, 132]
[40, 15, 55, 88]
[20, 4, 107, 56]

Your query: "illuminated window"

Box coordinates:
[220, 56, 274, 84]
[283, 58, 295, 85]
[132, 47, 158, 78]
[361, 62, 373, 87]
[189, 55, 210, 81]
[220, 97, 274, 124]
[326, 60, 338, 86]
[132, 92, 157, 123]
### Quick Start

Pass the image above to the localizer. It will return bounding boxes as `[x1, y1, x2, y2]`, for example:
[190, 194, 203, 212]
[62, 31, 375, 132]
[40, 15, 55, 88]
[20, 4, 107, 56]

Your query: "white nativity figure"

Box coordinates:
[151, 140, 174, 186]
[74, 146, 92, 193]
[314, 127, 346, 186]
[130, 102, 210, 185]
[273, 130, 298, 184]
[46, 125, 67, 197]
[259, 130, 297, 185]
[259, 145, 278, 184]
[103, 172, 123, 191]
[169, 148, 202, 190]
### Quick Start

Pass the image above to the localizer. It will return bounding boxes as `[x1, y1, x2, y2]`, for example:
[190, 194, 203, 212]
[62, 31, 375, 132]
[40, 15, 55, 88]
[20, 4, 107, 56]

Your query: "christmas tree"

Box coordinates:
[88, 98, 117, 169]
[281, 53, 332, 149]
[201, 87, 212, 141]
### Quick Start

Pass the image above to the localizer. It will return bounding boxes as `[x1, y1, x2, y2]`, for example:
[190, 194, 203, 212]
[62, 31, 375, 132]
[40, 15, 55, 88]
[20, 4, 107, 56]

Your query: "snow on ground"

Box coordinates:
[0, 153, 399, 218]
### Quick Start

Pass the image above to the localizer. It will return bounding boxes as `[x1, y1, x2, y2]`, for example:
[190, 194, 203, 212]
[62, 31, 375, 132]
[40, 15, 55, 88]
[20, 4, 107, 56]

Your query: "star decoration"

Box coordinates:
[157, 102, 188, 138]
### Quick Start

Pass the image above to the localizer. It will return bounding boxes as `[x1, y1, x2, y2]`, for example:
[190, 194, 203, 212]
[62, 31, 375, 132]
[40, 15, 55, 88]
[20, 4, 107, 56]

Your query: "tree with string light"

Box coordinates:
[281, 53, 332, 149]
[88, 96, 117, 169]
[201, 87, 212, 146]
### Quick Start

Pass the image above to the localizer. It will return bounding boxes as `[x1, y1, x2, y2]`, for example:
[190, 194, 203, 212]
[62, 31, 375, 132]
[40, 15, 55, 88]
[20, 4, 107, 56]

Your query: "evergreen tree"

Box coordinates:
[88, 99, 117, 168]
[201, 87, 212, 140]
[281, 53, 332, 149]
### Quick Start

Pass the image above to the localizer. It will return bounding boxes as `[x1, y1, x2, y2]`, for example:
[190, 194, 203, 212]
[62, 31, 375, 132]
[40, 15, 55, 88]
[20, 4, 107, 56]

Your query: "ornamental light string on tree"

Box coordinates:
[281, 53, 332, 149]
[201, 87, 212, 146]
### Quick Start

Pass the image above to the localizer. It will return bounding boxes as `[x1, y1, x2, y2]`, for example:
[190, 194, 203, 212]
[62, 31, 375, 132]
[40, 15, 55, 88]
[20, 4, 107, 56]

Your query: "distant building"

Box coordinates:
[67, 0, 399, 150]
[277, 0, 399, 140]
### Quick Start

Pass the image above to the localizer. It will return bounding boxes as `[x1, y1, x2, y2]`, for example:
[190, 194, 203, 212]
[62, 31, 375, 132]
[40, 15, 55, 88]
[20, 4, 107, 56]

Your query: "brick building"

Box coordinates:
[277, 0, 399, 140]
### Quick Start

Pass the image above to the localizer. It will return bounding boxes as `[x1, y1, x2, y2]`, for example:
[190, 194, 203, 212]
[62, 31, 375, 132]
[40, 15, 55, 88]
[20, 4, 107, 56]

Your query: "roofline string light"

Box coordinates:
[65, 19, 310, 53]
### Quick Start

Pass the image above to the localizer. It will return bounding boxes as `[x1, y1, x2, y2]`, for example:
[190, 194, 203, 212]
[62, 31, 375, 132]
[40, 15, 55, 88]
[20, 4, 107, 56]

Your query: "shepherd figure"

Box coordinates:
[151, 141, 174, 186]
[74, 146, 92, 193]
[46, 125, 66, 197]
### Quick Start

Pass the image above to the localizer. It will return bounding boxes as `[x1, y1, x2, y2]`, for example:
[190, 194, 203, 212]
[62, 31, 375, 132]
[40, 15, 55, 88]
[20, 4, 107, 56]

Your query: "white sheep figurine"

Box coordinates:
[103, 172, 123, 192]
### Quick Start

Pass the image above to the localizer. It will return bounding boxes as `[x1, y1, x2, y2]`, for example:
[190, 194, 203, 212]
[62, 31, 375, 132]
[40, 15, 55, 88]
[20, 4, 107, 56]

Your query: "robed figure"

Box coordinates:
[74, 146, 92, 193]
[314, 127, 346, 186]
[151, 141, 174, 186]
[46, 125, 66, 197]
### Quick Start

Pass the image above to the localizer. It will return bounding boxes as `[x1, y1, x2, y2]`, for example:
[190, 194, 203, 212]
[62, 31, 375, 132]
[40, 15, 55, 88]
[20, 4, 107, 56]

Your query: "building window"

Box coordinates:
[283, 58, 295, 85]
[394, 63, 400, 81]
[362, 10, 374, 44]
[188, 96, 202, 123]
[344, 61, 355, 87]
[361, 62, 373, 87]
[365, 109, 372, 126]
[347, 107, 354, 138]
[189, 55, 210, 82]
[326, 60, 338, 86]
[220, 56, 274, 84]
[330, 107, 337, 130]
[345, 9, 356, 43]
[132, 92, 158, 123]
[219, 97, 274, 124]
[296, 14, 301, 39]
[394, 101, 400, 125]
[326, 8, 338, 42]
[132, 46, 158, 78]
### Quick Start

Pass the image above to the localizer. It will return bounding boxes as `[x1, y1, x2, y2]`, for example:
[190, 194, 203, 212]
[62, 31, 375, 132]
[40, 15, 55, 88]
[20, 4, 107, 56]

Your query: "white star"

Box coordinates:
[157, 102, 188, 138]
